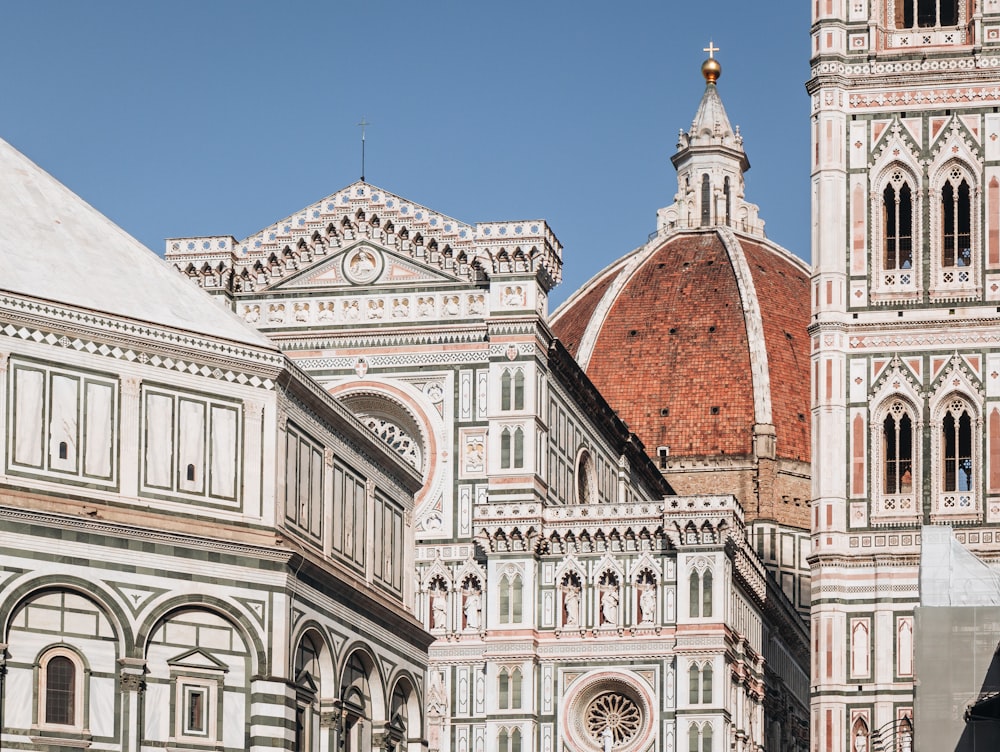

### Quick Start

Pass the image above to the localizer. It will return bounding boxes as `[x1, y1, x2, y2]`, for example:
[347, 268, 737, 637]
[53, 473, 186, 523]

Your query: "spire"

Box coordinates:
[657, 48, 764, 236]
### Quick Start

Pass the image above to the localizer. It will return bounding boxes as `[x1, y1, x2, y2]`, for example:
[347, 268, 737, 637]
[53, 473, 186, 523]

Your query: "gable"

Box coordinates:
[268, 241, 462, 292]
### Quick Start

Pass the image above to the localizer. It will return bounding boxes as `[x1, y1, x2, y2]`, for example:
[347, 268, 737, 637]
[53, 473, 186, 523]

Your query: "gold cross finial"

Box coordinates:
[703, 41, 719, 59]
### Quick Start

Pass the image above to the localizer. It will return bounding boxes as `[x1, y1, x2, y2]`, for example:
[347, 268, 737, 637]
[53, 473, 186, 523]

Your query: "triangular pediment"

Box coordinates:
[166, 180, 563, 295]
[267, 240, 463, 292]
[168, 648, 228, 672]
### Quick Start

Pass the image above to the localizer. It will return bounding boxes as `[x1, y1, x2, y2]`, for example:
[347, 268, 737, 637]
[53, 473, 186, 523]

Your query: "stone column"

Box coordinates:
[118, 657, 146, 752]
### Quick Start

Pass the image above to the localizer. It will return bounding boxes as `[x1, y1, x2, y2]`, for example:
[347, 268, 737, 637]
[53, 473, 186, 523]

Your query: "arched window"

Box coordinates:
[501, 369, 526, 411]
[724, 176, 731, 226]
[293, 632, 321, 751]
[688, 723, 700, 752]
[501, 427, 524, 469]
[511, 728, 522, 752]
[702, 570, 713, 617]
[512, 576, 522, 622]
[930, 162, 978, 295]
[499, 728, 510, 752]
[942, 173, 971, 271]
[701, 724, 713, 752]
[511, 668, 522, 709]
[700, 174, 711, 226]
[43, 653, 78, 726]
[883, 181, 913, 273]
[688, 664, 700, 704]
[942, 399, 973, 492]
[883, 401, 914, 494]
[689, 571, 701, 618]
[688, 663, 712, 705]
[499, 669, 510, 709]
[499, 577, 510, 623]
[498, 574, 523, 624]
[340, 653, 372, 752]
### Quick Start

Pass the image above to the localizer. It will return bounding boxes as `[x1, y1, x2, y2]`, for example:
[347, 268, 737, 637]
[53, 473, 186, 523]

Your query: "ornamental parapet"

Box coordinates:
[473, 495, 752, 554]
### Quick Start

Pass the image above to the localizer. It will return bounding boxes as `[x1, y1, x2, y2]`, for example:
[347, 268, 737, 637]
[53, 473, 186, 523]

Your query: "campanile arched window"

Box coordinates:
[883, 181, 913, 274]
[933, 393, 979, 519]
[942, 172, 971, 271]
[942, 399, 973, 493]
[883, 401, 914, 495]
[931, 162, 978, 297]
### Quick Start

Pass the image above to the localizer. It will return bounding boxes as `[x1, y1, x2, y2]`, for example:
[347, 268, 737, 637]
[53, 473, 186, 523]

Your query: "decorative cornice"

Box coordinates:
[0, 292, 283, 385]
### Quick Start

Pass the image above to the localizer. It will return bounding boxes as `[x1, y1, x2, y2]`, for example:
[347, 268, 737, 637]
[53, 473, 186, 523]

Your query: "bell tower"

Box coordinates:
[809, 1, 1000, 750]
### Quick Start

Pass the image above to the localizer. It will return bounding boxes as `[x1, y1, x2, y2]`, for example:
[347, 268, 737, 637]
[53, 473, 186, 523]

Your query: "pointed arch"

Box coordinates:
[928, 149, 981, 298]
[929, 372, 981, 519]
[870, 157, 922, 300]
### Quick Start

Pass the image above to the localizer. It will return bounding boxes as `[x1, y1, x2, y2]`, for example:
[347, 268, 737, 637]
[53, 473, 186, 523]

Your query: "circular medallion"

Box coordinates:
[343, 246, 383, 284]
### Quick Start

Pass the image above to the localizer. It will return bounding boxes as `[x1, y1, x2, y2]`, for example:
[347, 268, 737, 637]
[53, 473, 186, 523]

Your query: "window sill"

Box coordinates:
[29, 727, 92, 747]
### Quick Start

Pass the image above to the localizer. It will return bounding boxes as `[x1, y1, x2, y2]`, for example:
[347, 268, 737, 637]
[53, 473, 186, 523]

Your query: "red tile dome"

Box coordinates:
[551, 227, 810, 466]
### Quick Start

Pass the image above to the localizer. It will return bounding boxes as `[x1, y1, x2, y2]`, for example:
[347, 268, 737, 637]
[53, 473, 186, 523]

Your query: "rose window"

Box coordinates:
[584, 692, 641, 747]
[361, 416, 422, 470]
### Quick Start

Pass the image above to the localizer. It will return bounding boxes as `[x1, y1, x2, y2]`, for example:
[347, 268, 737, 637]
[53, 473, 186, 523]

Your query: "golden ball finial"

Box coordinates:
[701, 40, 721, 83]
[702, 57, 721, 83]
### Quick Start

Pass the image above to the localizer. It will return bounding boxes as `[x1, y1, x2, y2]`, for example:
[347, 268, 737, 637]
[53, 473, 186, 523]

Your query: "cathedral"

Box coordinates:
[4, 2, 1000, 751]
[162, 55, 810, 752]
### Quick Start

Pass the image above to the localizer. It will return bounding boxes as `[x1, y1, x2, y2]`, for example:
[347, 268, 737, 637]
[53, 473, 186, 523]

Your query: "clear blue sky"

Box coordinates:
[0, 2, 811, 308]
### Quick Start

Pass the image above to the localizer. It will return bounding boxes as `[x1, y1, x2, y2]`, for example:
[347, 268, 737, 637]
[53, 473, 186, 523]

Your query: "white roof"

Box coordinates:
[0, 137, 274, 349]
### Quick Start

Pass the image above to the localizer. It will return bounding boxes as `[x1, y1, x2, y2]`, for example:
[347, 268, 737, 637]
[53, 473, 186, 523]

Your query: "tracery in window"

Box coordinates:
[501, 368, 525, 411]
[585, 692, 641, 747]
[929, 160, 978, 297]
[501, 426, 525, 470]
[883, 179, 913, 274]
[942, 170, 971, 272]
[688, 722, 713, 752]
[942, 399, 973, 493]
[689, 566, 713, 618]
[498, 572, 522, 624]
[362, 417, 421, 470]
[687, 662, 712, 704]
[883, 401, 914, 495]
[498, 667, 523, 710]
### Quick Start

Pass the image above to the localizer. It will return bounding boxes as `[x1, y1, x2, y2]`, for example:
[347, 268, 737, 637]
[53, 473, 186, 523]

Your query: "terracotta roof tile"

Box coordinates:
[552, 230, 810, 463]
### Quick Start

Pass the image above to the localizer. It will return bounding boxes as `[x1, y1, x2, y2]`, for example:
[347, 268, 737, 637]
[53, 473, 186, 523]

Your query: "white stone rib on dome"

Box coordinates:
[0, 137, 274, 349]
